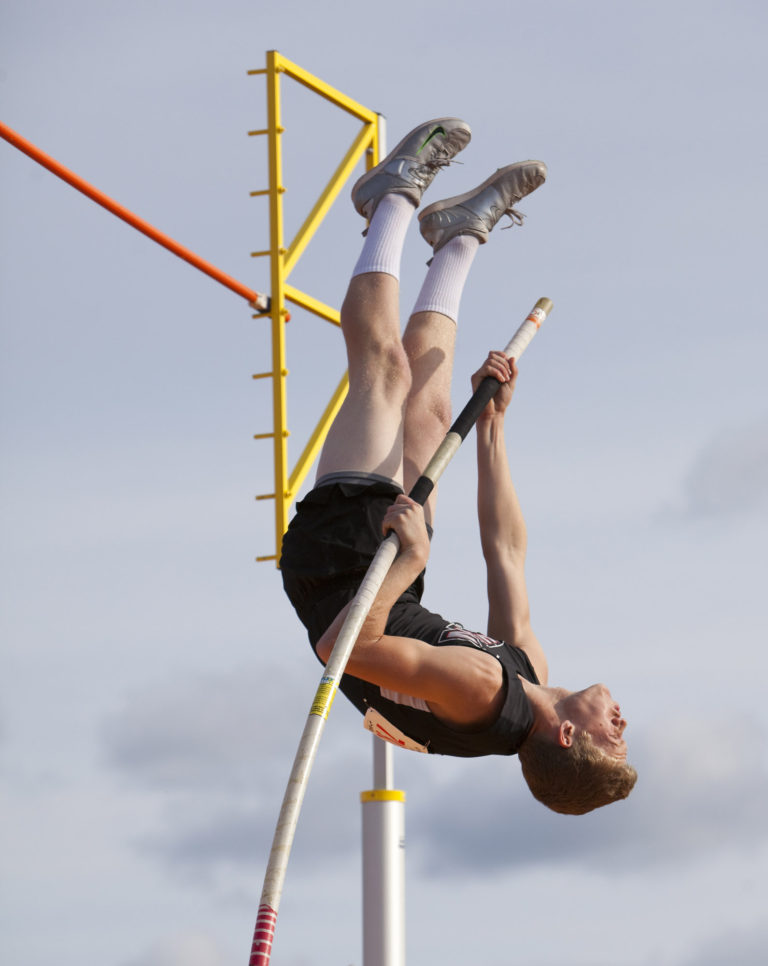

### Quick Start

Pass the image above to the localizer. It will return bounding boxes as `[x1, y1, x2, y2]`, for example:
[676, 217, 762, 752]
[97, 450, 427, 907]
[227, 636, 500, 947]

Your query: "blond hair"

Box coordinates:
[518, 732, 637, 815]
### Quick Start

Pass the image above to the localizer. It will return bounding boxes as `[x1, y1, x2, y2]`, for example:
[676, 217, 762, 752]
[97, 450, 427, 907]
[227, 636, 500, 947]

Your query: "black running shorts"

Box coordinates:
[280, 479, 430, 651]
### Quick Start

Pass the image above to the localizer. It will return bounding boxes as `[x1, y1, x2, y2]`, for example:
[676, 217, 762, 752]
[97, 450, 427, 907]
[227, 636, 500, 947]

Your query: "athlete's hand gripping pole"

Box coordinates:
[249, 298, 553, 966]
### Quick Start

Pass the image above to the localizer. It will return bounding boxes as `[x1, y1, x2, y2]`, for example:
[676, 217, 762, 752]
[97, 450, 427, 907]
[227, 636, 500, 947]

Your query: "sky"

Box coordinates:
[1, 2, 767, 965]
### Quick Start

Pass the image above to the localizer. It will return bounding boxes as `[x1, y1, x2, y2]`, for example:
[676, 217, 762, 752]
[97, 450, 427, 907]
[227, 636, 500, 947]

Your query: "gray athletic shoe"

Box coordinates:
[418, 161, 547, 253]
[351, 117, 471, 219]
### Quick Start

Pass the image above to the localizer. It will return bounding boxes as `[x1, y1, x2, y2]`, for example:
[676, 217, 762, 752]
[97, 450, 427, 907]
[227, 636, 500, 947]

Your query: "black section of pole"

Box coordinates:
[407, 374, 502, 507]
[407, 475, 435, 507]
[449, 374, 501, 440]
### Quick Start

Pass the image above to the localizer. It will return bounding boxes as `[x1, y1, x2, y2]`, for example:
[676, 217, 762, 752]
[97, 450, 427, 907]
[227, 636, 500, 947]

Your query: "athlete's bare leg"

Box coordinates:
[316, 119, 473, 486]
[402, 309, 456, 525]
[401, 232, 480, 524]
[315, 267, 411, 485]
[401, 160, 549, 522]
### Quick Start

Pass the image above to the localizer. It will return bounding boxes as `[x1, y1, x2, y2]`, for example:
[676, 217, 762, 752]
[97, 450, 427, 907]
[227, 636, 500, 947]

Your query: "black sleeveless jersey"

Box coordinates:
[338, 598, 539, 758]
[280, 479, 539, 757]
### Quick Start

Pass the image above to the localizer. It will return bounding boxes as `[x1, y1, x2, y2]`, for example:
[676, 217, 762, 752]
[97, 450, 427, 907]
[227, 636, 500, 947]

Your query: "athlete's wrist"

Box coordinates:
[392, 540, 429, 580]
[477, 409, 506, 425]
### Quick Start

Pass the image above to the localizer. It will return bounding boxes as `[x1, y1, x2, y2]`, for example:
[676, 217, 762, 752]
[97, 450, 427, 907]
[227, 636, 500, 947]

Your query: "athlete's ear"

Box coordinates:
[558, 721, 575, 748]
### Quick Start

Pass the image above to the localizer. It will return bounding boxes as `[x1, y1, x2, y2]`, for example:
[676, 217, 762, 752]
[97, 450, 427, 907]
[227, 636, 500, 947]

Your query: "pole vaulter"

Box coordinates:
[249, 297, 553, 966]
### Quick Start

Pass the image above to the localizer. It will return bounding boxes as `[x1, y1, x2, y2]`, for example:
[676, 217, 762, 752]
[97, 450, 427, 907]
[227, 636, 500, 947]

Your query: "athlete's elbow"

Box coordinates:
[481, 536, 527, 568]
[316, 632, 334, 664]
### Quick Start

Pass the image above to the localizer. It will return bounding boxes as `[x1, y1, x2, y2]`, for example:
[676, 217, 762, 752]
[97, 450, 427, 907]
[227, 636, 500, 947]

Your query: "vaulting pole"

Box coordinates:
[248, 297, 553, 966]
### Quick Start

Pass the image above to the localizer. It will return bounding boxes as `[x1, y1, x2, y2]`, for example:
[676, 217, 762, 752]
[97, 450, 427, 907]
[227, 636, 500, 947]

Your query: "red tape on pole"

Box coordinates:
[250, 905, 278, 966]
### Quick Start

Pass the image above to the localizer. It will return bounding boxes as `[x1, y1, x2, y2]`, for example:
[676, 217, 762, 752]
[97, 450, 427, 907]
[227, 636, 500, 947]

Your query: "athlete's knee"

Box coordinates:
[351, 338, 412, 401]
[381, 340, 412, 395]
[407, 385, 452, 441]
[422, 393, 452, 435]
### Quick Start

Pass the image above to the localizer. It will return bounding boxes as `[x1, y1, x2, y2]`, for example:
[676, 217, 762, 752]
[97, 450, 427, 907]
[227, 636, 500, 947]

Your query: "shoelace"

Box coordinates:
[411, 155, 463, 183]
[501, 207, 525, 229]
[426, 150, 464, 168]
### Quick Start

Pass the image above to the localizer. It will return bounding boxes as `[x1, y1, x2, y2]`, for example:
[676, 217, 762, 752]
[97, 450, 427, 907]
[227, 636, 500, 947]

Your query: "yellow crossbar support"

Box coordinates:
[288, 372, 349, 493]
[250, 51, 381, 563]
[275, 54, 379, 122]
[284, 285, 340, 326]
[283, 122, 375, 277]
[287, 371, 350, 495]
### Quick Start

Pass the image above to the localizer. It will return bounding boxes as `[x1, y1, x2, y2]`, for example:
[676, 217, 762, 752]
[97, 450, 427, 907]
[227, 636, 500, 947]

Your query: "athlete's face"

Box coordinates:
[566, 684, 628, 760]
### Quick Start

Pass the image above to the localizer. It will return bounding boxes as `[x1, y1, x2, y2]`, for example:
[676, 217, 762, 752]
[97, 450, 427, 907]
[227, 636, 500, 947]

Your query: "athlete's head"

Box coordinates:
[518, 684, 637, 815]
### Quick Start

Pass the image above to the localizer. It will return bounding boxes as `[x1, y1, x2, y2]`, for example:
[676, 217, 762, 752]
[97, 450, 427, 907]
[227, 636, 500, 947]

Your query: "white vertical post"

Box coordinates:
[362, 737, 405, 966]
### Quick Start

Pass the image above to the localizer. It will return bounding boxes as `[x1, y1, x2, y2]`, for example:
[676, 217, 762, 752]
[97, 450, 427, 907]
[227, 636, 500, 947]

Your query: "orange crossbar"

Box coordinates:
[0, 119, 269, 310]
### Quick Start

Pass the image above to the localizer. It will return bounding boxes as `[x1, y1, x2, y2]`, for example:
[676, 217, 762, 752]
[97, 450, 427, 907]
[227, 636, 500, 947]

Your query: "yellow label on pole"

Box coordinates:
[310, 677, 337, 718]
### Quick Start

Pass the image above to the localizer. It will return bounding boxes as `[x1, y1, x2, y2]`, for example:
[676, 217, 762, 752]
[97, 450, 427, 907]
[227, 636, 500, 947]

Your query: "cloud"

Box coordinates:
[105, 665, 768, 886]
[103, 665, 315, 792]
[140, 759, 364, 885]
[407, 714, 768, 878]
[121, 932, 227, 966]
[103, 666, 369, 881]
[679, 920, 768, 966]
[665, 418, 768, 520]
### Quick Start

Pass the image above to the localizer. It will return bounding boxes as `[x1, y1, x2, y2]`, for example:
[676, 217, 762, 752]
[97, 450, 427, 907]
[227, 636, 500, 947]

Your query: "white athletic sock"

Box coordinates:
[351, 193, 416, 281]
[411, 234, 480, 323]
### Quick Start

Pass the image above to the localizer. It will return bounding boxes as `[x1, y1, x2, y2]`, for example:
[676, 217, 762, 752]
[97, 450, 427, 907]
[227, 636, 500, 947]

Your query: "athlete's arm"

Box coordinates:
[315, 494, 505, 729]
[473, 352, 549, 685]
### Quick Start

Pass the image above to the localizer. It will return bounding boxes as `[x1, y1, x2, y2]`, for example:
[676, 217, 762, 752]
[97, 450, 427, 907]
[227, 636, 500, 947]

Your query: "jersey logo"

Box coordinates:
[364, 708, 429, 753]
[438, 623, 503, 650]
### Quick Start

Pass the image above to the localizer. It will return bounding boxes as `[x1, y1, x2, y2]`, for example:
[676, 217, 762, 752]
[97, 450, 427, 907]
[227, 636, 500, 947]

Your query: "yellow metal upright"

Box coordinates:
[248, 52, 381, 563]
[265, 51, 290, 561]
